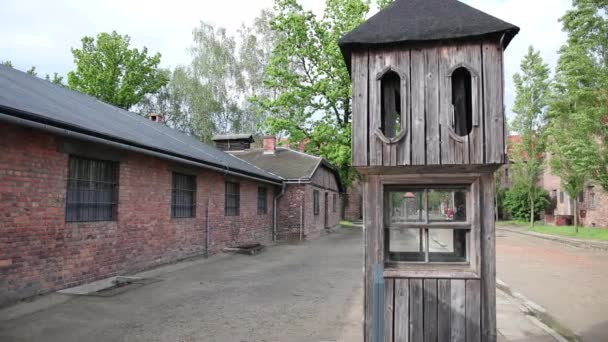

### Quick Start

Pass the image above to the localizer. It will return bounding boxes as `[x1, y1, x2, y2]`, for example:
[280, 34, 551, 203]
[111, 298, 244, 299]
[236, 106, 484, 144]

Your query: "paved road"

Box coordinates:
[0, 228, 363, 342]
[496, 226, 608, 341]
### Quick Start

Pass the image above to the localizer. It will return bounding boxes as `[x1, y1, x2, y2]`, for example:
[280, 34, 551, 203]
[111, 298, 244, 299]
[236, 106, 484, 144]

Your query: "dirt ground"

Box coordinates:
[0, 227, 363, 342]
[496, 225, 608, 341]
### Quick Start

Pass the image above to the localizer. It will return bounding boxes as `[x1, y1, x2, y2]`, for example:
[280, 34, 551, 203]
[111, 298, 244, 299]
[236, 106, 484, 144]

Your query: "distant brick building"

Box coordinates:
[0, 66, 284, 306]
[219, 136, 343, 240]
[502, 135, 608, 227]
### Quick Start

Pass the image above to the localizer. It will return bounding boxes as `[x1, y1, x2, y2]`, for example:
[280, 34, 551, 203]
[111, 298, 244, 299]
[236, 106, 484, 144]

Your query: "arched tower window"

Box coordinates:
[451, 67, 473, 137]
[380, 71, 402, 139]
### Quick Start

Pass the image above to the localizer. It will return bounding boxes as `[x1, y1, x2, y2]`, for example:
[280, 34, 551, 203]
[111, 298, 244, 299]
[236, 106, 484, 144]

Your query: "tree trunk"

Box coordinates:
[574, 199, 579, 234]
[530, 193, 535, 228]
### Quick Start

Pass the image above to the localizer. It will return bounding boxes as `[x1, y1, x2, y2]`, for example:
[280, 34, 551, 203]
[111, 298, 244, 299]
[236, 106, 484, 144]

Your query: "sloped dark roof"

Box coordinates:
[212, 134, 254, 142]
[0, 65, 281, 184]
[230, 148, 322, 180]
[339, 0, 519, 66]
[230, 147, 344, 191]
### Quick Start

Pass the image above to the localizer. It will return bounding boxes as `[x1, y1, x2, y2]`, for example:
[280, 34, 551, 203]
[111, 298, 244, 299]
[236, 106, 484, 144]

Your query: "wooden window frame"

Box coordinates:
[380, 175, 481, 279]
[313, 190, 320, 215]
[257, 186, 267, 215]
[332, 193, 337, 213]
[445, 63, 480, 142]
[171, 172, 196, 218]
[65, 156, 119, 223]
[225, 181, 240, 216]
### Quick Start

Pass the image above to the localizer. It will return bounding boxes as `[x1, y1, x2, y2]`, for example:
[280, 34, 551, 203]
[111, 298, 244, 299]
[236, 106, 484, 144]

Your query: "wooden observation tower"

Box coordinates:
[339, 0, 519, 340]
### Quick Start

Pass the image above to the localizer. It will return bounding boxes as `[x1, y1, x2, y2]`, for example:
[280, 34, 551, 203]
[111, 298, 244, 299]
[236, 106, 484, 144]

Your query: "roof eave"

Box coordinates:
[0, 106, 282, 186]
[340, 28, 520, 74]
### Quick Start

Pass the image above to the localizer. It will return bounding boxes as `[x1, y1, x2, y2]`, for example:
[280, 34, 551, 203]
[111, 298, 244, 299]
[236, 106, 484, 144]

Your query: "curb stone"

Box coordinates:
[497, 226, 608, 252]
[496, 278, 578, 342]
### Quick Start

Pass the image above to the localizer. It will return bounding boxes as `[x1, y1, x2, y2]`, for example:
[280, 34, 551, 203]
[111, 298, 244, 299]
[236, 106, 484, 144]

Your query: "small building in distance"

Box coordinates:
[212, 134, 254, 151]
[216, 135, 343, 240]
[503, 135, 608, 227]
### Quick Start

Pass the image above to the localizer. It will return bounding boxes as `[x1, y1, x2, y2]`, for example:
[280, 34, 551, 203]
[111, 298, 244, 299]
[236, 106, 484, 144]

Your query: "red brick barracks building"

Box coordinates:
[0, 66, 342, 306]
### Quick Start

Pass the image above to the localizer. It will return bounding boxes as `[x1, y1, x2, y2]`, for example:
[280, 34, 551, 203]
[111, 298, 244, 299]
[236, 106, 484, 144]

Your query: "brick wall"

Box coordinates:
[0, 123, 276, 306]
[276, 184, 306, 240]
[582, 186, 608, 228]
[305, 166, 342, 239]
[344, 178, 363, 221]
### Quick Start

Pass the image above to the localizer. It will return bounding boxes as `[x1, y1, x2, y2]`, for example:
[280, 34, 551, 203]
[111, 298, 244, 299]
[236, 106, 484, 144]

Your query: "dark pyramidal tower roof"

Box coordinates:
[339, 0, 519, 67]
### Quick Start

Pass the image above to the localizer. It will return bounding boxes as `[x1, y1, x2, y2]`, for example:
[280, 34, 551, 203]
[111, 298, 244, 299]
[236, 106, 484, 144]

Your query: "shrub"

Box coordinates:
[503, 183, 550, 221]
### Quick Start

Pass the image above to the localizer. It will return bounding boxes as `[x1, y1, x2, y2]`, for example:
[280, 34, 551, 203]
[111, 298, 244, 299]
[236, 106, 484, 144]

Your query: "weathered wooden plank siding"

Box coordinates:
[352, 43, 504, 167]
[425, 47, 441, 165]
[466, 279, 482, 342]
[384, 279, 394, 342]
[423, 279, 438, 342]
[352, 51, 369, 166]
[411, 48, 426, 165]
[364, 175, 384, 342]
[483, 41, 504, 164]
[394, 279, 409, 342]
[384, 277, 485, 341]
[481, 173, 497, 341]
[369, 51, 383, 167]
[397, 50, 412, 166]
[437, 279, 452, 341]
[410, 279, 424, 342]
[450, 279, 467, 342]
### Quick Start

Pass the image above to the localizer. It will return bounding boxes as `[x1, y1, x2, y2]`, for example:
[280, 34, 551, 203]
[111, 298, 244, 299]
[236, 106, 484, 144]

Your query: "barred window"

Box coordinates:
[257, 187, 267, 214]
[313, 190, 320, 215]
[225, 182, 240, 216]
[333, 193, 337, 213]
[172, 172, 196, 218]
[66, 156, 118, 222]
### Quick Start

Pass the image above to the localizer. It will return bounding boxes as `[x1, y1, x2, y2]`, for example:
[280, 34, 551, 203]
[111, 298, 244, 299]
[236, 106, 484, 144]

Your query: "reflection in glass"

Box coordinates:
[388, 190, 424, 223]
[428, 188, 467, 222]
[388, 228, 425, 262]
[428, 229, 467, 262]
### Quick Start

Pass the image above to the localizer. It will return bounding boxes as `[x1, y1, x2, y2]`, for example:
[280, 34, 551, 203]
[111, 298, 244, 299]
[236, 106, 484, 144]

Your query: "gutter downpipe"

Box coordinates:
[273, 182, 287, 241]
[0, 113, 282, 187]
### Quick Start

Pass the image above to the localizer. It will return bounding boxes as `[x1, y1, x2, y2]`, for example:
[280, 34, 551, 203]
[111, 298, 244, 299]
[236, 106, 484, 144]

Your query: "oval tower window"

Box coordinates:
[380, 71, 402, 139]
[451, 67, 473, 136]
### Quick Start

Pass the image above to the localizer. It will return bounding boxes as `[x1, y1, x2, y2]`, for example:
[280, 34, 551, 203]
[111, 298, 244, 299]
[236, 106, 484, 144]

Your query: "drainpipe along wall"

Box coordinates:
[273, 183, 286, 241]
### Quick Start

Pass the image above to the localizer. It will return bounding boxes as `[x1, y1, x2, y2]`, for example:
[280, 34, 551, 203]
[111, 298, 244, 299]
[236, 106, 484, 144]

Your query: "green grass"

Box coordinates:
[340, 220, 362, 228]
[500, 220, 608, 241]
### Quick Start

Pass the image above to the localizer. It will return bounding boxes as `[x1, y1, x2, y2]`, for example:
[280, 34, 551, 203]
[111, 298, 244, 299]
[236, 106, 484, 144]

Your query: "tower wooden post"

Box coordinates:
[339, 1, 519, 340]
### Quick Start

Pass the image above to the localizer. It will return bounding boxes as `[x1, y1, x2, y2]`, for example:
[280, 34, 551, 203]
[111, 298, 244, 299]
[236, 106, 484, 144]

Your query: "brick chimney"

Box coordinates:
[263, 136, 276, 155]
[148, 112, 164, 123]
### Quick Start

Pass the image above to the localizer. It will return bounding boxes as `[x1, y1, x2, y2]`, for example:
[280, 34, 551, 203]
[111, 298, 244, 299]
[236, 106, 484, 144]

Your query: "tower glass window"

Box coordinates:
[385, 185, 472, 264]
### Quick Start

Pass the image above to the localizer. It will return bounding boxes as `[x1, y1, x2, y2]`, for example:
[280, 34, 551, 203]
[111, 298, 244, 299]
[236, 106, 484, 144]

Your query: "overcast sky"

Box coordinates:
[0, 0, 572, 117]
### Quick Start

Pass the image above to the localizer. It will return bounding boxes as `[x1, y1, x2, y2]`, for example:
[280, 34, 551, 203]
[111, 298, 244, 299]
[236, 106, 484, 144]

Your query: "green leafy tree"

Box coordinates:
[26, 66, 37, 76]
[510, 46, 550, 226]
[254, 0, 371, 186]
[376, 0, 393, 9]
[547, 0, 608, 229]
[45, 72, 65, 86]
[68, 31, 168, 110]
[140, 12, 276, 143]
[2, 60, 64, 86]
